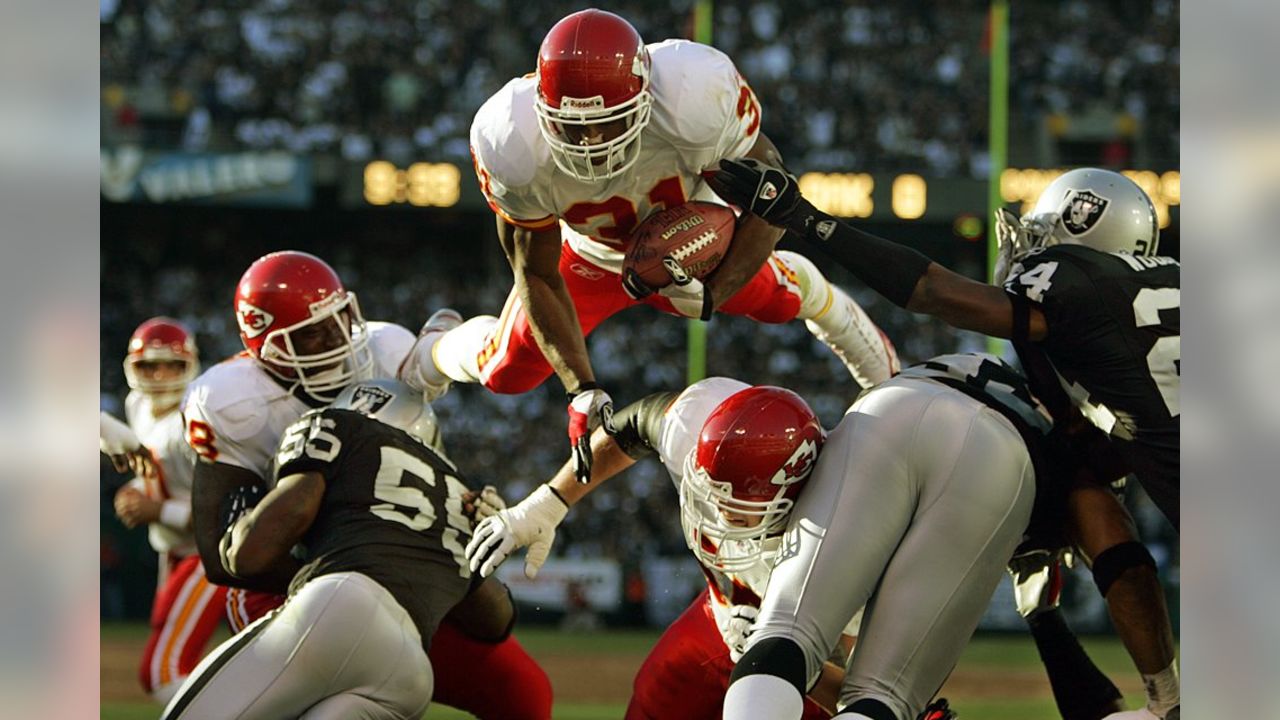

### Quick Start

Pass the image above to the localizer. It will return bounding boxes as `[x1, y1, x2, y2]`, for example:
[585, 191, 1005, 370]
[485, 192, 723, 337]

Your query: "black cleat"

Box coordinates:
[916, 697, 957, 720]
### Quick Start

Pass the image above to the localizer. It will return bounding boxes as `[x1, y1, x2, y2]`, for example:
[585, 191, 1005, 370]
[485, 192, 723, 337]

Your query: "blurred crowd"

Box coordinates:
[99, 0, 1179, 176]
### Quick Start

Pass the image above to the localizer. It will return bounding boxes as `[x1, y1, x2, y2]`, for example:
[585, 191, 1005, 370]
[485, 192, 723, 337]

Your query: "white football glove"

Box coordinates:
[658, 257, 714, 321]
[100, 411, 150, 474]
[465, 484, 569, 579]
[719, 604, 759, 662]
[472, 485, 507, 522]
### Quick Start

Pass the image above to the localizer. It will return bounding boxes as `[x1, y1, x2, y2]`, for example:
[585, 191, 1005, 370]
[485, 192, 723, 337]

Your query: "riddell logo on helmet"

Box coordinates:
[771, 439, 818, 486]
[237, 301, 274, 338]
[560, 96, 605, 111]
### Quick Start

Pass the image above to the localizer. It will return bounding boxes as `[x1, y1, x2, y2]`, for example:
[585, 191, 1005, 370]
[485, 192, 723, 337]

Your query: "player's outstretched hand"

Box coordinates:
[567, 384, 616, 483]
[707, 158, 814, 231]
[465, 484, 570, 579]
[461, 485, 507, 526]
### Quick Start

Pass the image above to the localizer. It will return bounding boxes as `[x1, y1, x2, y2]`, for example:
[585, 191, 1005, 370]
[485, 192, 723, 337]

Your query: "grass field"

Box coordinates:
[102, 623, 1147, 719]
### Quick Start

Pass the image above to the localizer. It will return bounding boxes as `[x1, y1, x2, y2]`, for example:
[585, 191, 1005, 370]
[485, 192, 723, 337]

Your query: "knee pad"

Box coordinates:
[729, 636, 808, 695]
[1091, 541, 1156, 597]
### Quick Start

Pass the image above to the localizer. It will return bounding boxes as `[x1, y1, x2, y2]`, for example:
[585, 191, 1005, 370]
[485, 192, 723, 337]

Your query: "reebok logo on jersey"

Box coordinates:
[814, 220, 837, 241]
[237, 301, 274, 338]
[1061, 189, 1109, 236]
[759, 182, 778, 201]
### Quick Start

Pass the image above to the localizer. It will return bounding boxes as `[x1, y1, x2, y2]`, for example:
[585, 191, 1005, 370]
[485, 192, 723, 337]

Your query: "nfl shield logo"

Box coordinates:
[1060, 189, 1109, 236]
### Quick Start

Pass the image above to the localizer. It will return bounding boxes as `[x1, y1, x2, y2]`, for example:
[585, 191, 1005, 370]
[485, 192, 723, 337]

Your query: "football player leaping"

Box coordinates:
[466, 380, 858, 720]
[163, 380, 503, 719]
[711, 162, 1180, 720]
[100, 317, 226, 704]
[400, 9, 897, 484]
[182, 250, 553, 720]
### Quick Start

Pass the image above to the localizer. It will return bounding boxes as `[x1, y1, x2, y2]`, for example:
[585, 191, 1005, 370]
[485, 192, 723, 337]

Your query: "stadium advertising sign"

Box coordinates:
[101, 147, 312, 207]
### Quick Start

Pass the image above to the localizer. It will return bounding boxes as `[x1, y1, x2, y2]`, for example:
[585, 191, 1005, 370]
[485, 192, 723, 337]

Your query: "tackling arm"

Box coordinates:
[223, 470, 322, 581]
[702, 133, 787, 313]
[192, 460, 295, 591]
[498, 217, 596, 394]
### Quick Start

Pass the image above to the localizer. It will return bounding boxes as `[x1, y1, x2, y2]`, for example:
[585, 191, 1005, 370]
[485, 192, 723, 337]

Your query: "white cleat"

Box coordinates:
[407, 308, 463, 401]
[805, 291, 899, 388]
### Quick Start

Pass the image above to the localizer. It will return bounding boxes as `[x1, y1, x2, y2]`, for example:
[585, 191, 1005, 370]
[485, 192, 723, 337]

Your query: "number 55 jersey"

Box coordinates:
[276, 407, 476, 649]
[1003, 244, 1180, 525]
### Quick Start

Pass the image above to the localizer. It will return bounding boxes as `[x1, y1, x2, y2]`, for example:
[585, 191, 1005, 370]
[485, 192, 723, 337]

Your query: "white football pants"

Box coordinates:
[161, 571, 433, 720]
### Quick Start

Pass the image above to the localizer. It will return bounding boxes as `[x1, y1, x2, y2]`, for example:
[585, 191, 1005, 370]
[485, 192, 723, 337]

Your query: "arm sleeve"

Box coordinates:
[610, 392, 682, 459]
[799, 209, 934, 308]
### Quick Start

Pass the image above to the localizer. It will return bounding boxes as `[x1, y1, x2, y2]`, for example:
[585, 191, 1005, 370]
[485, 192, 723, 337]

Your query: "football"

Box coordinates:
[622, 201, 736, 295]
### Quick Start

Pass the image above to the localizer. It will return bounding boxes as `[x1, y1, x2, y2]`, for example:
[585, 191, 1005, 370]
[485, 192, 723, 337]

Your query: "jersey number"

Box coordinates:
[276, 414, 343, 465]
[370, 446, 471, 576]
[1014, 261, 1059, 303]
[1133, 288, 1180, 417]
[561, 176, 686, 242]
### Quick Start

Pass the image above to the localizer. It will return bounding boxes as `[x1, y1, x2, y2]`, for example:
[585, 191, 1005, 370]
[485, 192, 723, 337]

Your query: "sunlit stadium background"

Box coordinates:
[100, 1, 1179, 717]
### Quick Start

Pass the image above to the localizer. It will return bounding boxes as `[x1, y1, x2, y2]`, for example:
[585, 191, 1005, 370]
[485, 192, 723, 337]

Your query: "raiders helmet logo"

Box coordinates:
[348, 385, 394, 414]
[236, 300, 274, 339]
[1060, 189, 1109, 236]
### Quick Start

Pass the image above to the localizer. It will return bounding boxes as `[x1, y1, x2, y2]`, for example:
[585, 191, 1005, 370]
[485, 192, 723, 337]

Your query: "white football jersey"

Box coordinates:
[655, 377, 862, 645]
[470, 40, 760, 273]
[125, 391, 198, 556]
[182, 322, 415, 482]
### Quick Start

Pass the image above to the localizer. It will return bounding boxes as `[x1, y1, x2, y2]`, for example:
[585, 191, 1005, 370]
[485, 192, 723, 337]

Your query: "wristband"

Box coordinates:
[160, 499, 192, 530]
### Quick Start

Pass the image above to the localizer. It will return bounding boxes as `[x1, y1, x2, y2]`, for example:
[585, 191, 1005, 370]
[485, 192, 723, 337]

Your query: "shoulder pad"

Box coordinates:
[648, 40, 743, 149]
[367, 321, 415, 378]
[470, 76, 545, 190]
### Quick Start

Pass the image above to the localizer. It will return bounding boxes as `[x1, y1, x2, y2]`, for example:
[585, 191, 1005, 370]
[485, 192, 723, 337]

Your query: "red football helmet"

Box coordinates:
[681, 386, 825, 571]
[235, 251, 371, 402]
[124, 317, 200, 406]
[535, 9, 653, 181]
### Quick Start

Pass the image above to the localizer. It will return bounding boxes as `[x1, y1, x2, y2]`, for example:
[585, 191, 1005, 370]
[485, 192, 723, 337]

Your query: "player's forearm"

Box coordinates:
[706, 215, 782, 310]
[548, 427, 638, 504]
[517, 271, 595, 391]
[798, 211, 933, 308]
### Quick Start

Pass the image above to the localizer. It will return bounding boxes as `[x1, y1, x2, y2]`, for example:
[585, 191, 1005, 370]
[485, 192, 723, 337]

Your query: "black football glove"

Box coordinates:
[707, 158, 817, 234]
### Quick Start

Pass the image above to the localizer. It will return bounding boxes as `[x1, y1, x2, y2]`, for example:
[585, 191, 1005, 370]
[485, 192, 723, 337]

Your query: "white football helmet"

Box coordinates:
[993, 168, 1160, 284]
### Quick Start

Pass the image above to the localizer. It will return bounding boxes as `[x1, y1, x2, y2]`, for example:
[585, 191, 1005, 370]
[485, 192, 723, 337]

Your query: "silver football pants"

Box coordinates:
[747, 377, 1036, 720]
[162, 571, 433, 720]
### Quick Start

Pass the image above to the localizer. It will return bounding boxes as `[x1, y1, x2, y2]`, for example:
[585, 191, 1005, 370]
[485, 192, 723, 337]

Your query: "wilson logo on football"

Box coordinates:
[237, 301, 275, 338]
[771, 439, 818, 486]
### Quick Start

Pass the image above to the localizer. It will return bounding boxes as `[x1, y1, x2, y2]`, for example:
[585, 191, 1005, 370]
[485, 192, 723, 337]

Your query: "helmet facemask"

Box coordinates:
[679, 452, 795, 572]
[535, 80, 652, 182]
[124, 355, 198, 408]
[257, 292, 373, 402]
[992, 208, 1056, 285]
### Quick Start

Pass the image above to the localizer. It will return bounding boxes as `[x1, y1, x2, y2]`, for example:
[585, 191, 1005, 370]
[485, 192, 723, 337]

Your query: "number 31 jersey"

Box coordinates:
[276, 408, 475, 649]
[470, 39, 760, 273]
[1003, 244, 1180, 486]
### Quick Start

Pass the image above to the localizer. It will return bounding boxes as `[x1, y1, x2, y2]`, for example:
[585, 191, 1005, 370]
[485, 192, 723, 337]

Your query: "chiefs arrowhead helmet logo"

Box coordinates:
[237, 300, 275, 339]
[770, 439, 819, 487]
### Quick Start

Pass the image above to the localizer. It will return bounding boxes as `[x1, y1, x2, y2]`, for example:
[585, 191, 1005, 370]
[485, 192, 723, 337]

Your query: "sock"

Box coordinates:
[431, 316, 495, 384]
[1027, 608, 1124, 720]
[1141, 660, 1179, 717]
[722, 674, 805, 720]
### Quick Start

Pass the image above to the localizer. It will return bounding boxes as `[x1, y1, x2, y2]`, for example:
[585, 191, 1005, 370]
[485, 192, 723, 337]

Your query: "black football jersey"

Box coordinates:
[275, 408, 475, 649]
[1004, 245, 1179, 523]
